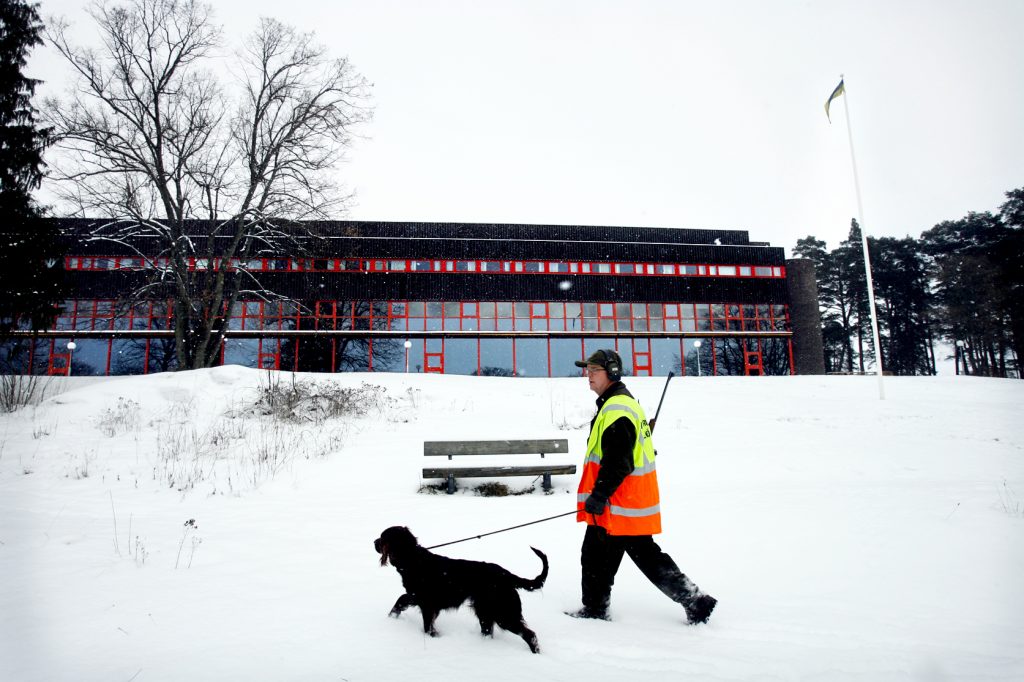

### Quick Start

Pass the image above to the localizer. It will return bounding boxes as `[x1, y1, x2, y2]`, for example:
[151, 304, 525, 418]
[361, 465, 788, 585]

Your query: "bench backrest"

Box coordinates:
[424, 439, 569, 458]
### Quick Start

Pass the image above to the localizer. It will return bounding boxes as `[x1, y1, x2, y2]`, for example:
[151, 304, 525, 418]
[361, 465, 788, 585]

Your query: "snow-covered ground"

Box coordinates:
[1, 368, 1022, 681]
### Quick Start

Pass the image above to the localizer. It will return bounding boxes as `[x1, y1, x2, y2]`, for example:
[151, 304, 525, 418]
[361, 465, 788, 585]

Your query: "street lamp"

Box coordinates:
[693, 340, 702, 377]
[404, 340, 412, 373]
[66, 341, 77, 377]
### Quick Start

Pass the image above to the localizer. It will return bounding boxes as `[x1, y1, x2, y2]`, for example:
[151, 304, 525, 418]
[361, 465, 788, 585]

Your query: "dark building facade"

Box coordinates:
[4, 220, 824, 378]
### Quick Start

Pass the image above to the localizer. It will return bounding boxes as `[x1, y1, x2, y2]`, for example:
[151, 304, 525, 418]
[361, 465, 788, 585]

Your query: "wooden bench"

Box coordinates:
[423, 439, 576, 494]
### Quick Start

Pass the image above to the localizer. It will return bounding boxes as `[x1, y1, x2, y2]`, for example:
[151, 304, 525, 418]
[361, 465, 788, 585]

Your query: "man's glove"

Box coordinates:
[584, 492, 608, 515]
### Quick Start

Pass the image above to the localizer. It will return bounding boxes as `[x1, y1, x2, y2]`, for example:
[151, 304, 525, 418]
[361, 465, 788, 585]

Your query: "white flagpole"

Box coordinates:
[839, 75, 885, 399]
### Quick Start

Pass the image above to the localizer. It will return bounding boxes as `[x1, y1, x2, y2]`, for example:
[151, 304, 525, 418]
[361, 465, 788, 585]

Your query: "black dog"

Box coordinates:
[374, 526, 548, 653]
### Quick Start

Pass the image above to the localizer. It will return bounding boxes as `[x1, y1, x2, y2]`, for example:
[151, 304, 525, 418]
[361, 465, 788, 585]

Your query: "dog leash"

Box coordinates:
[425, 510, 578, 550]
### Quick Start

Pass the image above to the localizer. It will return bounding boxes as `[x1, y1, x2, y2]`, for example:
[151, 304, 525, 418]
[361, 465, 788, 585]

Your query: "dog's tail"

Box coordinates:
[516, 547, 549, 591]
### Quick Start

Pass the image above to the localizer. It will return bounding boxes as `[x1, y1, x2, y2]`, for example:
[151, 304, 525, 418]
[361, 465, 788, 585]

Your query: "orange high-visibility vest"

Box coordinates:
[577, 394, 661, 535]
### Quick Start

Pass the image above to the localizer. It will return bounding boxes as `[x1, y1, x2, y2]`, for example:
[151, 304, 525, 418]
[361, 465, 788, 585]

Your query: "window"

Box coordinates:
[445, 338, 478, 375]
[718, 266, 736, 276]
[550, 338, 584, 377]
[514, 338, 548, 377]
[480, 338, 513, 376]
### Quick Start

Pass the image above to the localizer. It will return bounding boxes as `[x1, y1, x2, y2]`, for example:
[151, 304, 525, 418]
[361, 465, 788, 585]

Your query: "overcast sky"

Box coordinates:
[29, 0, 1024, 256]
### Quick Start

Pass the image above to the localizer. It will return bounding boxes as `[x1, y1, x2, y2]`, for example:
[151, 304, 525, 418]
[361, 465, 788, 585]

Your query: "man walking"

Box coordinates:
[568, 349, 717, 624]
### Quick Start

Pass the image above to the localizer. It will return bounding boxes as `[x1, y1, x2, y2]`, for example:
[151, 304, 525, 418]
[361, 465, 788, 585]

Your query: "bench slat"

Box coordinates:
[424, 439, 569, 456]
[423, 464, 577, 479]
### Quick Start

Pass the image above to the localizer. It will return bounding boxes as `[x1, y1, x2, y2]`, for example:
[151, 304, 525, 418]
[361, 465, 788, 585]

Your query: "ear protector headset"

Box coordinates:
[599, 349, 623, 381]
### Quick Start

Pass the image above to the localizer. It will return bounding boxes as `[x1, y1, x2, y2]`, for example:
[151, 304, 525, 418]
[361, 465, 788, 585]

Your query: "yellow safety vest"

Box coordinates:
[576, 394, 661, 535]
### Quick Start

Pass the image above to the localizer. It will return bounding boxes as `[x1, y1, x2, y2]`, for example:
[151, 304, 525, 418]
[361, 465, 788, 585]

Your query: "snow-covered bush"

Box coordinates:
[252, 372, 391, 424]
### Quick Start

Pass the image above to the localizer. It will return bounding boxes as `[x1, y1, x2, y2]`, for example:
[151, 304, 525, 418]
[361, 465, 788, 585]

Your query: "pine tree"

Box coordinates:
[836, 221, 873, 372]
[996, 188, 1024, 376]
[793, 225, 866, 373]
[0, 0, 61, 336]
[870, 236, 934, 375]
[921, 212, 1012, 377]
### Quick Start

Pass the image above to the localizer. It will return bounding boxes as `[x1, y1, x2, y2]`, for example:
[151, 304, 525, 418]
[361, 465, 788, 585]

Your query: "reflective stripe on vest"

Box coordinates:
[576, 494, 661, 518]
[577, 394, 662, 535]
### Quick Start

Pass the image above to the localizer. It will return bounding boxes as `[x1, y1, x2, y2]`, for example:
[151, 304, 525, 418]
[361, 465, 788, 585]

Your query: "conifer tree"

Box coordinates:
[870, 236, 934, 375]
[0, 0, 61, 336]
[996, 188, 1024, 375]
[921, 212, 1012, 377]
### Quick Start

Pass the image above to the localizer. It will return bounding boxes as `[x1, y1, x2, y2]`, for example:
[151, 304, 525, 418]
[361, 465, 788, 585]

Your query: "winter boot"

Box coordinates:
[685, 594, 717, 625]
[565, 607, 610, 621]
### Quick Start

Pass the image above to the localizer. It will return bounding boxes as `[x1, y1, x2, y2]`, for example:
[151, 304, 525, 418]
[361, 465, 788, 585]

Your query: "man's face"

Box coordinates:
[586, 364, 613, 395]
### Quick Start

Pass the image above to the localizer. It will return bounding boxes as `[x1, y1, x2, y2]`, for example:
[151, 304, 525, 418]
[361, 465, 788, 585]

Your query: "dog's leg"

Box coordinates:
[473, 598, 497, 634]
[497, 616, 540, 654]
[474, 605, 495, 637]
[419, 607, 440, 637]
[389, 593, 416, 618]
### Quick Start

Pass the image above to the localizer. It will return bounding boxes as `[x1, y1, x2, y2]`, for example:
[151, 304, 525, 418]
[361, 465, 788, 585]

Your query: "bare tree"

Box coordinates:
[43, 0, 372, 369]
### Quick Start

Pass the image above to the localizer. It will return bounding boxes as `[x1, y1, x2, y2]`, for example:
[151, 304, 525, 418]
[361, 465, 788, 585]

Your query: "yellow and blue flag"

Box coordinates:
[825, 79, 845, 122]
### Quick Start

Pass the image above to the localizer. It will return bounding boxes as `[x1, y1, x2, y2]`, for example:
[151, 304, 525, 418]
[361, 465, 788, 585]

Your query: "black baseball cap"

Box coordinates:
[574, 349, 621, 370]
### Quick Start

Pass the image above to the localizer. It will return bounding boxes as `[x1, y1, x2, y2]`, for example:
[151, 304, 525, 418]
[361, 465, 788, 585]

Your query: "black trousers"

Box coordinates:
[581, 524, 702, 614]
